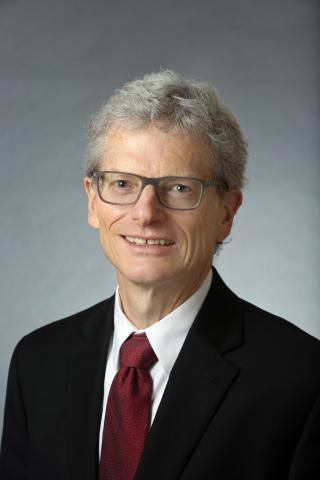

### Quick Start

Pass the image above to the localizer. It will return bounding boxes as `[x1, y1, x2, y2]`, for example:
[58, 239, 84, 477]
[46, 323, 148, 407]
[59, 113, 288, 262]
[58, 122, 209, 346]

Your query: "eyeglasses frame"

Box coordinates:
[90, 170, 228, 211]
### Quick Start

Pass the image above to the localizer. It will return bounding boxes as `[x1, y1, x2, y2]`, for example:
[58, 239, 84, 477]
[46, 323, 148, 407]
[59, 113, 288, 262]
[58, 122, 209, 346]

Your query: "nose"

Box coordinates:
[131, 185, 166, 225]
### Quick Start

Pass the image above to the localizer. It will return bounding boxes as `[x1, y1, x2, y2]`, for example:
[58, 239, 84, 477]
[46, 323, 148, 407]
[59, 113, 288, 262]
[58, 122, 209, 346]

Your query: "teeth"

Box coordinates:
[125, 236, 173, 246]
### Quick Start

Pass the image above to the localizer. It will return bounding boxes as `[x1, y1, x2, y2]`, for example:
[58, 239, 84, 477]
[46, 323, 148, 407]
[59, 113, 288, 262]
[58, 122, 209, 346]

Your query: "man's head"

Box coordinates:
[85, 70, 247, 191]
[84, 70, 246, 290]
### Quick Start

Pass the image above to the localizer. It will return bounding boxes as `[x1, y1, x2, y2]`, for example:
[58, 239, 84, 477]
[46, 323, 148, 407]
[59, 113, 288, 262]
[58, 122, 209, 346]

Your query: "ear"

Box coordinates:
[84, 177, 100, 229]
[217, 189, 243, 242]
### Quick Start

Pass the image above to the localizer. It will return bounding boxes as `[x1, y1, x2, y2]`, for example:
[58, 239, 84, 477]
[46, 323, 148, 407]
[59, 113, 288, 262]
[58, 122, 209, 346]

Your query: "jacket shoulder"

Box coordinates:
[240, 298, 320, 361]
[15, 296, 114, 355]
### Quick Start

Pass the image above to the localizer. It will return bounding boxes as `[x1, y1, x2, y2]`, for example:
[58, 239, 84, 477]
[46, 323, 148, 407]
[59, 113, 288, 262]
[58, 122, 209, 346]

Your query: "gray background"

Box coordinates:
[0, 0, 319, 434]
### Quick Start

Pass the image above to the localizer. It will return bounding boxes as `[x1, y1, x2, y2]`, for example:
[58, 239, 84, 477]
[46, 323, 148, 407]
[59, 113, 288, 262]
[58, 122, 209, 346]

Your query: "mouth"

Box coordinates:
[122, 235, 175, 246]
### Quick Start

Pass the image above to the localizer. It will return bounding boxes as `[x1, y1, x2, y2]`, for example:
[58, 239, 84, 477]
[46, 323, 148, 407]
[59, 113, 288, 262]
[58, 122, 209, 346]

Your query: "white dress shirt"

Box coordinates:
[99, 269, 213, 456]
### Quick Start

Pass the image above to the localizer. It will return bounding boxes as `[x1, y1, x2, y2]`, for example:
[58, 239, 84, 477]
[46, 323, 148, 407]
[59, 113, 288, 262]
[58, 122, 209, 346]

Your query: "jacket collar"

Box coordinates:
[66, 297, 114, 480]
[135, 267, 244, 479]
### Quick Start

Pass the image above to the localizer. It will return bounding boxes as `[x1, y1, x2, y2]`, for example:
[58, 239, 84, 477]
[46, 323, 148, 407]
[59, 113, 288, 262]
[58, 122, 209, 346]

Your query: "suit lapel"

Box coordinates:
[66, 297, 114, 480]
[135, 268, 244, 480]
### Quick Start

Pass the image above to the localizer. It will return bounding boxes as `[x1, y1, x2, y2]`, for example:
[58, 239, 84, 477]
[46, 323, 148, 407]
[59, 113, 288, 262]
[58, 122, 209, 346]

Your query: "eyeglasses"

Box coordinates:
[90, 171, 228, 211]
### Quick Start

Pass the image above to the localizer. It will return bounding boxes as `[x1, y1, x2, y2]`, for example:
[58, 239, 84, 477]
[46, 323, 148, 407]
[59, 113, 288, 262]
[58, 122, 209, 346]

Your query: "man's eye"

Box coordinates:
[173, 184, 191, 193]
[109, 179, 132, 189]
[115, 180, 129, 188]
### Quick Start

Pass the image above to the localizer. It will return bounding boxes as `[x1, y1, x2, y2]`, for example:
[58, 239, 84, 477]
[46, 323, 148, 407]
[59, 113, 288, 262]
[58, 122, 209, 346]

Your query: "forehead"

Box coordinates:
[100, 125, 213, 178]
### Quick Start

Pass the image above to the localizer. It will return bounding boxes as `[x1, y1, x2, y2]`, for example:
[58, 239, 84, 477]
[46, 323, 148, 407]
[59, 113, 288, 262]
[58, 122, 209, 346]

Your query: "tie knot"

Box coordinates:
[120, 333, 158, 370]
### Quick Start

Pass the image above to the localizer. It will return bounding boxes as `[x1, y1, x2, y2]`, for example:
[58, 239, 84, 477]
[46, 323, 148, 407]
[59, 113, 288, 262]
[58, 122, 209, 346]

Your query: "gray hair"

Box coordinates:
[85, 70, 247, 190]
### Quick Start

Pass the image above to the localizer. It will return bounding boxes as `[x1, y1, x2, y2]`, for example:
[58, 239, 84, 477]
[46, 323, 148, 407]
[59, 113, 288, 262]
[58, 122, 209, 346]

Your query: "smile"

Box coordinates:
[124, 236, 175, 246]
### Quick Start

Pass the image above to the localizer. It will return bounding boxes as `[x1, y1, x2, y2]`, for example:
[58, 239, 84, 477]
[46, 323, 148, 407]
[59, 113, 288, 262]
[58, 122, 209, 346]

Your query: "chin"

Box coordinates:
[117, 264, 179, 288]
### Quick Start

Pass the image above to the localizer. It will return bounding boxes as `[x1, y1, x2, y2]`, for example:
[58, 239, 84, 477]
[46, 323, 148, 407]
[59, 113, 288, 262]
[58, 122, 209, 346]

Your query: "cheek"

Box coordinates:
[96, 213, 112, 252]
[182, 216, 217, 262]
[96, 208, 127, 257]
[98, 224, 111, 255]
[198, 225, 217, 256]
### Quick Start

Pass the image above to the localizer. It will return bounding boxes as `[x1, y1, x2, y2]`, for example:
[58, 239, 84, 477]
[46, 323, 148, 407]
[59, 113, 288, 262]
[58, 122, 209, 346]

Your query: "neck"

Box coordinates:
[117, 267, 211, 329]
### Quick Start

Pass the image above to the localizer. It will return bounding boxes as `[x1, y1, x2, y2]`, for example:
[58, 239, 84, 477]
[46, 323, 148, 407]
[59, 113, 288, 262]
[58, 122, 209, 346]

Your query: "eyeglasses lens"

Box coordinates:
[158, 178, 202, 209]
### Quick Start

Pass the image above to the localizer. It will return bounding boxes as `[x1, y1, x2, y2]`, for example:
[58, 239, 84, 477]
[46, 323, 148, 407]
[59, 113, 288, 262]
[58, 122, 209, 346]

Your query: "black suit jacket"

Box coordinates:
[1, 268, 320, 479]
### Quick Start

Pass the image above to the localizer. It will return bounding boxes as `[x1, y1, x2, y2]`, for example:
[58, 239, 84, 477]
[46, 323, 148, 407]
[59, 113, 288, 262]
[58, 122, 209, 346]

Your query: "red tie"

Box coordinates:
[99, 333, 158, 480]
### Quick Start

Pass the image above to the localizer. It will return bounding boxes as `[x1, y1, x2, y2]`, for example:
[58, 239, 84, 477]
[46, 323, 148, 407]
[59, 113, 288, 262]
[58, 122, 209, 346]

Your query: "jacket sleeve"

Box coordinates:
[0, 343, 28, 479]
[289, 391, 320, 479]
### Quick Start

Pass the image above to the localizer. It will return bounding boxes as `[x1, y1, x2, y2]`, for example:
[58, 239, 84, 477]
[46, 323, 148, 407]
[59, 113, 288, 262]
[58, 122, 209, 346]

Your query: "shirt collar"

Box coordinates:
[113, 269, 212, 375]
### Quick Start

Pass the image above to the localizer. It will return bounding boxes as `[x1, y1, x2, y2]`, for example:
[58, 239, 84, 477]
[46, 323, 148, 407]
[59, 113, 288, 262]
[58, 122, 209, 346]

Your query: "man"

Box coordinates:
[1, 70, 320, 479]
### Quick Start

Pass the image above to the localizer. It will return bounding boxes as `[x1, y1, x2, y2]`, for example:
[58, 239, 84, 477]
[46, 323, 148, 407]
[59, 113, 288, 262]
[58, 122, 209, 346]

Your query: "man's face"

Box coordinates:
[85, 126, 242, 289]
